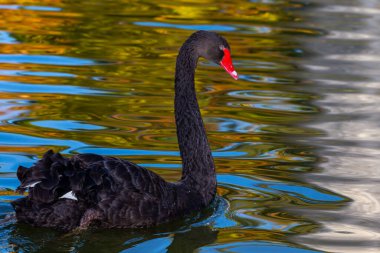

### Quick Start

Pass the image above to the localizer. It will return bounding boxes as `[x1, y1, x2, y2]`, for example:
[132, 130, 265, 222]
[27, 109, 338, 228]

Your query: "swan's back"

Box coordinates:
[12, 150, 176, 231]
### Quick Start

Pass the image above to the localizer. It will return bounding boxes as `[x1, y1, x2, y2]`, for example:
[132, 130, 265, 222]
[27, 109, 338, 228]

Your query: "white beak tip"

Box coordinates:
[231, 70, 238, 80]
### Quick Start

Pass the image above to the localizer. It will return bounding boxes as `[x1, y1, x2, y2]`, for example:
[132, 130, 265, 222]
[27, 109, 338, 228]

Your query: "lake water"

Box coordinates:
[0, 0, 379, 252]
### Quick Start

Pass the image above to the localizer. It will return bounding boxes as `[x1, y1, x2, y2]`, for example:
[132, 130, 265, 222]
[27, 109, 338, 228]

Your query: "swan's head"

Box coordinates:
[193, 30, 238, 80]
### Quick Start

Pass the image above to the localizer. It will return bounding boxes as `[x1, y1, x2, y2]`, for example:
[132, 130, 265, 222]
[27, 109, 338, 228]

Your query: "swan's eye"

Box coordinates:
[219, 45, 225, 51]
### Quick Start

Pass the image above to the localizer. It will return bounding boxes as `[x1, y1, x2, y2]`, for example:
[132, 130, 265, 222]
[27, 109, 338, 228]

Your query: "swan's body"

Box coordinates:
[11, 31, 238, 231]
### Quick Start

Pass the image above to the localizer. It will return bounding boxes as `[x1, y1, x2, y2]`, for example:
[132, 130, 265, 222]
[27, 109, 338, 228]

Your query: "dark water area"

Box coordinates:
[0, 0, 379, 252]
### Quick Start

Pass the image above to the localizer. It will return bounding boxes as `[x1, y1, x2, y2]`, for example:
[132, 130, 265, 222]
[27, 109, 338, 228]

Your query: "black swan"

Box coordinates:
[11, 30, 238, 231]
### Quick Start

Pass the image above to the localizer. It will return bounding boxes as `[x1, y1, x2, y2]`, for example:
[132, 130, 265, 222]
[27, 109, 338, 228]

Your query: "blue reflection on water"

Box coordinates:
[0, 54, 98, 66]
[0, 178, 19, 190]
[77, 147, 245, 158]
[0, 132, 85, 153]
[121, 237, 173, 253]
[0, 133, 245, 158]
[199, 241, 322, 253]
[0, 31, 18, 44]
[0, 70, 76, 78]
[211, 117, 265, 133]
[192, 196, 237, 228]
[134, 22, 236, 32]
[218, 174, 346, 204]
[0, 154, 35, 172]
[0, 81, 107, 95]
[0, 5, 61, 11]
[23, 5, 61, 11]
[31, 120, 105, 131]
[268, 184, 345, 203]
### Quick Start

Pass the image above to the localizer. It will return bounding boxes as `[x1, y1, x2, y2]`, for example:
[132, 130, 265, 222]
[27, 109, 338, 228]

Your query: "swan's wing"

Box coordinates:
[14, 150, 171, 204]
[12, 150, 174, 229]
[70, 154, 176, 227]
[69, 153, 171, 199]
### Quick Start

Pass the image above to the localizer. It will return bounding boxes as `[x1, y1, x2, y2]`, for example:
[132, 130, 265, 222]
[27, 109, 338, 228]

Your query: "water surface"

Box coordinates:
[0, 0, 379, 252]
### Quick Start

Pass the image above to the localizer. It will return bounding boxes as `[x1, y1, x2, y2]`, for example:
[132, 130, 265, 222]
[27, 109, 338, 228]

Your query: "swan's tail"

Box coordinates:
[15, 150, 72, 202]
[11, 150, 86, 230]
[11, 150, 113, 230]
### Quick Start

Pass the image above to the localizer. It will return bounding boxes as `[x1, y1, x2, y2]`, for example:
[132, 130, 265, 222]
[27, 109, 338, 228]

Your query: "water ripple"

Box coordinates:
[326, 54, 380, 62]
[0, 153, 35, 172]
[0, 81, 107, 95]
[0, 69, 76, 78]
[30, 120, 106, 131]
[218, 174, 348, 206]
[76, 147, 246, 158]
[0, 5, 61, 12]
[0, 132, 85, 153]
[134, 21, 237, 32]
[200, 241, 322, 253]
[0, 54, 98, 66]
[0, 31, 18, 44]
[209, 117, 266, 133]
[0, 99, 29, 122]
[319, 5, 380, 15]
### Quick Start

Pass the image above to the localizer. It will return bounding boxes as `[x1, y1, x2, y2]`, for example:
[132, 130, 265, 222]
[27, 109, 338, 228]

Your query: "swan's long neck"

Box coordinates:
[174, 42, 216, 196]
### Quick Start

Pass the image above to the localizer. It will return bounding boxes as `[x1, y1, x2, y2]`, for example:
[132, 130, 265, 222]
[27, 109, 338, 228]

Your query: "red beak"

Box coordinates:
[220, 48, 238, 80]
